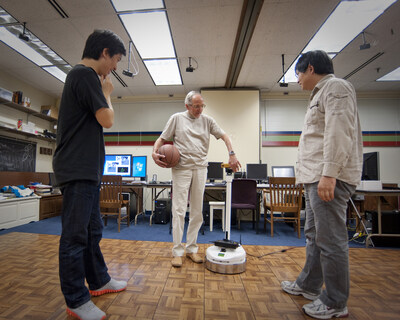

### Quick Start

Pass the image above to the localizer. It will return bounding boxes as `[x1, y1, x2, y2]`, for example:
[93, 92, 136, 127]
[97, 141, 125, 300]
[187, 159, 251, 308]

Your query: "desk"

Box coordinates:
[146, 182, 172, 225]
[146, 182, 268, 231]
[355, 189, 400, 247]
[121, 182, 146, 224]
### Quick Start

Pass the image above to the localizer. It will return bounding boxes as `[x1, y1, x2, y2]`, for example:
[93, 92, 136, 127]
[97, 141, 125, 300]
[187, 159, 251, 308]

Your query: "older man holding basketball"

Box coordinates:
[152, 91, 241, 267]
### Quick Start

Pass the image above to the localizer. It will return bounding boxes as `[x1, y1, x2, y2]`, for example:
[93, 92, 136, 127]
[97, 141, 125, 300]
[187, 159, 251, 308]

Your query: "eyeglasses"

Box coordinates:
[190, 104, 206, 109]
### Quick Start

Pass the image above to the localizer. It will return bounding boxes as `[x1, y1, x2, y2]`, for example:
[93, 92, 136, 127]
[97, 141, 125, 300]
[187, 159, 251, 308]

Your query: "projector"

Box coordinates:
[186, 66, 194, 72]
[279, 82, 288, 87]
[19, 33, 29, 42]
[360, 43, 371, 50]
[122, 69, 134, 77]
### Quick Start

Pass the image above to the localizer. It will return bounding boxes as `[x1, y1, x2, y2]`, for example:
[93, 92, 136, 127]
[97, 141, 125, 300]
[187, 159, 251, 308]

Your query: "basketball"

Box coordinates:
[158, 144, 180, 168]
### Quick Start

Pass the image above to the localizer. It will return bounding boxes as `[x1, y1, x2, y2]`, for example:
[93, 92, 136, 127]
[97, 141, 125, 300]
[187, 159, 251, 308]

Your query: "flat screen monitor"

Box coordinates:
[207, 162, 223, 182]
[246, 163, 268, 182]
[103, 154, 132, 177]
[132, 156, 147, 179]
[272, 166, 295, 177]
[362, 152, 379, 180]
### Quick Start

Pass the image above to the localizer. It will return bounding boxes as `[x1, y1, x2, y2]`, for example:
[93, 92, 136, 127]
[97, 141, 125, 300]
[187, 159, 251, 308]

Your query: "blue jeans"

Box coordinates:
[296, 180, 355, 309]
[59, 180, 110, 308]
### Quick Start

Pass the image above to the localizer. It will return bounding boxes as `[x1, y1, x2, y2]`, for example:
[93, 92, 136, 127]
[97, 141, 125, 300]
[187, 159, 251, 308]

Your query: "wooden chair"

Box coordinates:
[263, 177, 303, 238]
[100, 175, 130, 232]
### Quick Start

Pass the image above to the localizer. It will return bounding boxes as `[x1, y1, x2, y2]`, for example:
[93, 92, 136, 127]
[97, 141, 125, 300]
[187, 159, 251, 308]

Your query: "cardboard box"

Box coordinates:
[0, 87, 13, 102]
[40, 105, 59, 119]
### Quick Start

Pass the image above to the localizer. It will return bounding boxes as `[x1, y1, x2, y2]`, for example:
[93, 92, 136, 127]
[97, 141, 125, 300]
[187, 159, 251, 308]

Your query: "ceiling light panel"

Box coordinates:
[303, 0, 397, 54]
[144, 59, 182, 85]
[0, 6, 71, 83]
[111, 0, 164, 11]
[377, 66, 400, 81]
[120, 11, 175, 59]
[43, 66, 68, 82]
[0, 7, 17, 24]
[280, 0, 397, 84]
[0, 27, 52, 66]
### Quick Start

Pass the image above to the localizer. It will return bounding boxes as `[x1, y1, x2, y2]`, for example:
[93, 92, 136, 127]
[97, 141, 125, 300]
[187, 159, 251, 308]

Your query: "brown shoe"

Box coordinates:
[186, 253, 204, 263]
[171, 256, 182, 267]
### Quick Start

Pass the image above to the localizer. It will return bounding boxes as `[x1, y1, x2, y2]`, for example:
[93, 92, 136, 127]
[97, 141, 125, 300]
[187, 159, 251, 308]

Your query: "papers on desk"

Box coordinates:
[357, 180, 382, 191]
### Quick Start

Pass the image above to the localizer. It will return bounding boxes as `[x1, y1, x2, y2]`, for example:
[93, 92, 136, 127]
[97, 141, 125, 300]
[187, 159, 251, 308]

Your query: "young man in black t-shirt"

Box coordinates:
[53, 29, 126, 320]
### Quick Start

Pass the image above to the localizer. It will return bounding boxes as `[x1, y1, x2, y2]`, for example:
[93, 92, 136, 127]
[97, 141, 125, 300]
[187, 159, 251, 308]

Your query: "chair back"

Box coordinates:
[231, 179, 257, 209]
[100, 175, 123, 203]
[268, 177, 302, 212]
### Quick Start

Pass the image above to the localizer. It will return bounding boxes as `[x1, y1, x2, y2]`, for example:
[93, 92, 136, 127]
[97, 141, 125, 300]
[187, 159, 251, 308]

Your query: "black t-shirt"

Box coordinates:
[53, 64, 109, 186]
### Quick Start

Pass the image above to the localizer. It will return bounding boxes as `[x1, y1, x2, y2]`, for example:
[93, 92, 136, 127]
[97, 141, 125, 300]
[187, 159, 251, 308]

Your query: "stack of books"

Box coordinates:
[29, 183, 52, 196]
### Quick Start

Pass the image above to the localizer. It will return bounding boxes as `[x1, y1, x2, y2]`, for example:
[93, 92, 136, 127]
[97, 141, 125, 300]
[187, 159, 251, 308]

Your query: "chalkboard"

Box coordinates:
[0, 136, 36, 172]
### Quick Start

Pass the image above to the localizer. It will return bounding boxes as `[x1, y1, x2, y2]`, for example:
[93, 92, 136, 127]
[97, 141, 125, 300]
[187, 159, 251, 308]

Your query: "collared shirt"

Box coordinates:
[296, 74, 363, 186]
[160, 110, 225, 169]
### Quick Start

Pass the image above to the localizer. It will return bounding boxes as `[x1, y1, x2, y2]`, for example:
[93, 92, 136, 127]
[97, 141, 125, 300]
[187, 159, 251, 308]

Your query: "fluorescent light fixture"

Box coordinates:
[0, 6, 71, 83]
[377, 66, 400, 81]
[0, 27, 52, 66]
[144, 59, 182, 85]
[111, 0, 164, 11]
[113, 2, 183, 86]
[280, 0, 397, 84]
[43, 66, 68, 82]
[120, 11, 175, 59]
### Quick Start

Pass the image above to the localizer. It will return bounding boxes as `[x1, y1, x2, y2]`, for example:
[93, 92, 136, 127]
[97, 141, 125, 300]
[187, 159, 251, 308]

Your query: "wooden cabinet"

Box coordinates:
[39, 194, 63, 220]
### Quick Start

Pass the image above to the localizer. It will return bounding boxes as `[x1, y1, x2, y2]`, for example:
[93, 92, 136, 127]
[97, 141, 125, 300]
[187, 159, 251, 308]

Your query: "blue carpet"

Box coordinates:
[0, 214, 366, 248]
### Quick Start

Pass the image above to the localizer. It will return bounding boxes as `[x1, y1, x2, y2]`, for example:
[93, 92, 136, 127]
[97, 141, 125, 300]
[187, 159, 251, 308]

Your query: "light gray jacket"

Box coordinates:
[296, 74, 363, 186]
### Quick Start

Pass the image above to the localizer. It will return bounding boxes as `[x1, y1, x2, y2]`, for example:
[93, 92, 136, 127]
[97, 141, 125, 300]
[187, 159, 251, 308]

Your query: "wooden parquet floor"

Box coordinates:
[0, 232, 399, 320]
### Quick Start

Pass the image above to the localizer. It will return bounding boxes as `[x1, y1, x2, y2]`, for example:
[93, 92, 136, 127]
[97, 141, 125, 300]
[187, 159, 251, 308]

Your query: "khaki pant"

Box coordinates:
[171, 167, 207, 256]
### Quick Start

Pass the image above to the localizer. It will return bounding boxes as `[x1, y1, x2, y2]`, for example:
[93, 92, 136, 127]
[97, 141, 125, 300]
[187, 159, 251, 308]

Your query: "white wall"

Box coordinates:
[201, 90, 260, 167]
[261, 96, 400, 185]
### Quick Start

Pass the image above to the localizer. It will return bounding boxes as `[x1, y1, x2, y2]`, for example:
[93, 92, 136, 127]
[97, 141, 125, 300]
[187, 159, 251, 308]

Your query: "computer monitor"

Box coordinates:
[362, 152, 379, 180]
[103, 154, 132, 177]
[207, 162, 223, 182]
[272, 166, 295, 177]
[246, 163, 268, 182]
[132, 156, 147, 180]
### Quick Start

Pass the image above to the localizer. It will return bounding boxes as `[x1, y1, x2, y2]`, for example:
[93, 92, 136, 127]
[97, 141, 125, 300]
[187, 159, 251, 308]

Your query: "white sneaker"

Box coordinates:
[66, 300, 106, 320]
[302, 298, 349, 319]
[281, 280, 320, 300]
[89, 278, 127, 296]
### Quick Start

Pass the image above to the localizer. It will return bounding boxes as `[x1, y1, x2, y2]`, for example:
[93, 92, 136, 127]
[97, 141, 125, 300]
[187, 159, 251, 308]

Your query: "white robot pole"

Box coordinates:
[224, 171, 233, 240]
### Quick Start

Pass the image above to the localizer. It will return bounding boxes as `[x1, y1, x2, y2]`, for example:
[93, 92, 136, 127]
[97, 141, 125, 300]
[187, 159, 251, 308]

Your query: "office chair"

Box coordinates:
[231, 179, 258, 230]
[263, 177, 303, 238]
[100, 175, 130, 232]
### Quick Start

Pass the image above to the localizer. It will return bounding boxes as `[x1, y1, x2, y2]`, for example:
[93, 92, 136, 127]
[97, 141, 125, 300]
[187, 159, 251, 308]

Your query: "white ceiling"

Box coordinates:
[0, 0, 399, 100]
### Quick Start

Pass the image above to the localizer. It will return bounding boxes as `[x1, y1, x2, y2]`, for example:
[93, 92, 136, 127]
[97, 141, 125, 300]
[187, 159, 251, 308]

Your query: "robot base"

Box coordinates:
[205, 245, 246, 274]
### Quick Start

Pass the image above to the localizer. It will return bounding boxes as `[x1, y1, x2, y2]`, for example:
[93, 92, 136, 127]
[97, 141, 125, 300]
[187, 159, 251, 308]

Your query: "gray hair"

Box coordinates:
[185, 91, 201, 105]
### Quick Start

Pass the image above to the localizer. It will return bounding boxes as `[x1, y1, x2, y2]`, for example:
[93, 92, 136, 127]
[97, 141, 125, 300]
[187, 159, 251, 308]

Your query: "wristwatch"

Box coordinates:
[229, 150, 235, 156]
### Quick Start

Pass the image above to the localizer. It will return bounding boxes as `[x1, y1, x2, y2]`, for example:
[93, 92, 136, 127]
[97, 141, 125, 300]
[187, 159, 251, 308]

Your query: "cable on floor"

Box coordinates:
[245, 246, 297, 259]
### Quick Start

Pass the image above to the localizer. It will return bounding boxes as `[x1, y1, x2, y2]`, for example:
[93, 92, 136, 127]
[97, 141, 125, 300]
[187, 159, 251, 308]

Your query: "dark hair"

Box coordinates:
[82, 29, 126, 60]
[295, 50, 334, 75]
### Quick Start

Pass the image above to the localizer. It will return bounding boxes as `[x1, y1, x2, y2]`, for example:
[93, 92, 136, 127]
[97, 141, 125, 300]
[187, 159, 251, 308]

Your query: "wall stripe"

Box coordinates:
[262, 131, 400, 147]
[104, 131, 161, 146]
[105, 131, 400, 147]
